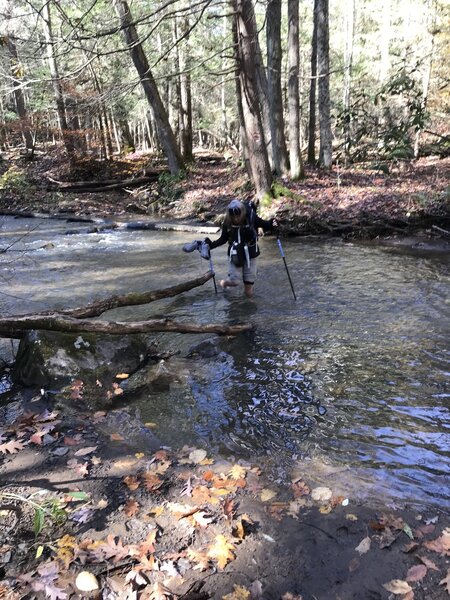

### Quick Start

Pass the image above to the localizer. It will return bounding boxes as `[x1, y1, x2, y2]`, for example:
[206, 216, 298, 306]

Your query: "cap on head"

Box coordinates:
[228, 199, 244, 217]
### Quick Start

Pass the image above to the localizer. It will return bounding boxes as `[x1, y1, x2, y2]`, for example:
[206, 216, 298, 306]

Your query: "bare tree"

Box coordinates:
[232, 0, 272, 200]
[316, 0, 332, 168]
[267, 0, 289, 175]
[287, 0, 304, 179]
[113, 0, 184, 174]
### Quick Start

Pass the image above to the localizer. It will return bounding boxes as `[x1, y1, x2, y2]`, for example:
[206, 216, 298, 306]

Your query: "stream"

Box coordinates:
[0, 215, 449, 510]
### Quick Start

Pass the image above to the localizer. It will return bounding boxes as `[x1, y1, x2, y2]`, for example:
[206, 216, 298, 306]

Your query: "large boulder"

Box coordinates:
[12, 330, 158, 388]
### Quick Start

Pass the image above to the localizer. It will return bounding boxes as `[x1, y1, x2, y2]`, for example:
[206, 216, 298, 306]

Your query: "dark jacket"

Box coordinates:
[209, 213, 274, 260]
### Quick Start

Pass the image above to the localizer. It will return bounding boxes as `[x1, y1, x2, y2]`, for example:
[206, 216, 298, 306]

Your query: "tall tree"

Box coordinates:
[267, 0, 289, 175]
[307, 0, 318, 164]
[41, 0, 75, 157]
[232, 0, 272, 200]
[343, 0, 355, 162]
[316, 0, 333, 168]
[113, 0, 184, 174]
[287, 0, 304, 179]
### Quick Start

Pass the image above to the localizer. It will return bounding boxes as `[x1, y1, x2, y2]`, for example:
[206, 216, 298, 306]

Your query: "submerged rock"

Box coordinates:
[12, 330, 158, 388]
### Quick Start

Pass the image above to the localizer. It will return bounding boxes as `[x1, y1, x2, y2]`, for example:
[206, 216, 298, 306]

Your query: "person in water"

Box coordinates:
[205, 199, 278, 297]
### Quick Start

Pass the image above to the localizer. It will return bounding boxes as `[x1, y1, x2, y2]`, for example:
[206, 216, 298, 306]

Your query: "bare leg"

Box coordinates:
[244, 283, 254, 297]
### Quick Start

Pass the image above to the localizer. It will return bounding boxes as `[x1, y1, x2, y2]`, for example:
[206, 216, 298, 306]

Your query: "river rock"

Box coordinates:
[12, 330, 158, 388]
[123, 358, 189, 396]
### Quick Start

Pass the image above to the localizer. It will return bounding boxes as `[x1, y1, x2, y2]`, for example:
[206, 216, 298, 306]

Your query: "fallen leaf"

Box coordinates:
[440, 569, 450, 594]
[260, 489, 277, 502]
[124, 499, 140, 517]
[311, 487, 332, 502]
[424, 528, 450, 555]
[110, 433, 124, 441]
[207, 534, 236, 569]
[228, 464, 247, 480]
[355, 537, 371, 555]
[291, 480, 311, 498]
[142, 472, 163, 492]
[319, 504, 332, 514]
[0, 439, 25, 454]
[382, 580, 413, 595]
[192, 511, 214, 528]
[123, 475, 140, 491]
[417, 555, 439, 571]
[186, 548, 210, 571]
[406, 564, 427, 582]
[188, 449, 207, 464]
[346, 514, 358, 521]
[222, 584, 251, 600]
[348, 557, 360, 572]
[74, 446, 97, 457]
[115, 373, 129, 379]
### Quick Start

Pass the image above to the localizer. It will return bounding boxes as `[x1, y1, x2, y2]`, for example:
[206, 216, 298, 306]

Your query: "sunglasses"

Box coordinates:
[228, 206, 241, 216]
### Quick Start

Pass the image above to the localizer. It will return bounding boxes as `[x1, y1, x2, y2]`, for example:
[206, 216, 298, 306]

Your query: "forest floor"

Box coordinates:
[0, 149, 449, 243]
[0, 150, 449, 600]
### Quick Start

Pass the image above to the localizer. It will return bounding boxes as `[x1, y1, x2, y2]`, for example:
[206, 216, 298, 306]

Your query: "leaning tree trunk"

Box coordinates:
[113, 0, 184, 174]
[307, 0, 318, 164]
[287, 0, 304, 179]
[41, 0, 75, 157]
[316, 0, 333, 169]
[267, 0, 289, 176]
[232, 0, 272, 200]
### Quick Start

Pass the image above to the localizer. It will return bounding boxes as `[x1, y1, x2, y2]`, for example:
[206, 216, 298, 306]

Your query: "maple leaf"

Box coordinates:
[137, 531, 157, 557]
[124, 499, 140, 517]
[96, 535, 129, 564]
[146, 582, 172, 600]
[291, 480, 311, 498]
[440, 569, 450, 594]
[228, 465, 247, 480]
[186, 548, 211, 571]
[222, 585, 251, 600]
[0, 439, 25, 454]
[207, 534, 235, 569]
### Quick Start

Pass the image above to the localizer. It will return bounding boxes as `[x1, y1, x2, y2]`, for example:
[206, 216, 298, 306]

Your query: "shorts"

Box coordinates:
[228, 257, 257, 285]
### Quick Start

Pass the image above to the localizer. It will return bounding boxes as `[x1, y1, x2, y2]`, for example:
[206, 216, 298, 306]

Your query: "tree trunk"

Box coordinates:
[307, 0, 318, 164]
[113, 0, 184, 174]
[342, 0, 355, 163]
[0, 272, 252, 339]
[41, 0, 75, 157]
[287, 0, 305, 179]
[316, 0, 332, 169]
[6, 35, 34, 153]
[267, 0, 289, 175]
[178, 16, 194, 162]
[232, 0, 272, 200]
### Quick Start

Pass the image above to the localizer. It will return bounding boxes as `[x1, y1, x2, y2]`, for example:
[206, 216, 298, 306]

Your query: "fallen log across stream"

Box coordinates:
[0, 271, 253, 339]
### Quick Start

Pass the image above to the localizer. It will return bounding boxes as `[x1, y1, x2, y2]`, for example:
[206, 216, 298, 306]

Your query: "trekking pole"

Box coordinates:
[209, 254, 218, 294]
[276, 235, 297, 300]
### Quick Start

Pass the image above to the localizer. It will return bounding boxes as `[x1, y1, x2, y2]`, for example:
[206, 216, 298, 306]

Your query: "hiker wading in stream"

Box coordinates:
[204, 199, 278, 298]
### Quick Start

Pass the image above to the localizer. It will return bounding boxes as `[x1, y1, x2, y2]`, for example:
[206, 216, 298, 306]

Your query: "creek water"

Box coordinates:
[0, 216, 449, 509]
